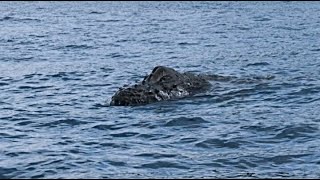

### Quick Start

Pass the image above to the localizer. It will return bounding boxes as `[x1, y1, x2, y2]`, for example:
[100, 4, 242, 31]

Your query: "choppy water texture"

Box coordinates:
[1, 1, 320, 179]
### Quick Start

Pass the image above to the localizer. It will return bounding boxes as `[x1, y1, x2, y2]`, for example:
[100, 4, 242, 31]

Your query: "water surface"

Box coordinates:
[1, 1, 320, 178]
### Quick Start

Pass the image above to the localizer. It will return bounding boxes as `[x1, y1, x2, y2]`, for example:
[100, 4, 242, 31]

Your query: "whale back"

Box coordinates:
[143, 66, 182, 85]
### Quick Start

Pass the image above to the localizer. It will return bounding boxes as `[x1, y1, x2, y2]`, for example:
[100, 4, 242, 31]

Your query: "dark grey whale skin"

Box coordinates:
[110, 66, 212, 106]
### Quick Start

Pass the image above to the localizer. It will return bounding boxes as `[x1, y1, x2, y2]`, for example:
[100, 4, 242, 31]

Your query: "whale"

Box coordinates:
[110, 66, 213, 106]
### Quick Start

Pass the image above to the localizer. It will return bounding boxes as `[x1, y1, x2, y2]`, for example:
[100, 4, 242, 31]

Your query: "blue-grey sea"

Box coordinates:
[1, 1, 320, 179]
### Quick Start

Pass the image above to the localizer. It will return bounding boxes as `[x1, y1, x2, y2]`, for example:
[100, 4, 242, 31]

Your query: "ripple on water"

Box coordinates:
[195, 138, 243, 149]
[138, 161, 189, 170]
[252, 123, 319, 144]
[1, 1, 320, 179]
[18, 85, 54, 90]
[109, 132, 139, 138]
[0, 167, 18, 179]
[135, 153, 177, 159]
[0, 82, 9, 86]
[272, 124, 318, 140]
[253, 17, 272, 22]
[287, 86, 320, 96]
[35, 119, 89, 127]
[164, 117, 209, 127]
[246, 62, 270, 67]
[92, 123, 128, 131]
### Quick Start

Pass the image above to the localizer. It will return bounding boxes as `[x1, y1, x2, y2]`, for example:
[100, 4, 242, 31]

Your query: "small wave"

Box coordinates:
[230, 75, 275, 84]
[135, 153, 177, 158]
[168, 56, 179, 59]
[92, 124, 124, 131]
[116, 39, 129, 43]
[197, 162, 225, 168]
[235, 26, 251, 31]
[110, 132, 139, 138]
[19, 18, 41, 22]
[0, 167, 18, 179]
[241, 124, 278, 133]
[64, 44, 95, 49]
[136, 134, 155, 139]
[10, 57, 34, 61]
[178, 42, 199, 46]
[18, 85, 54, 90]
[158, 18, 177, 22]
[30, 174, 45, 179]
[204, 44, 216, 47]
[1, 133, 28, 139]
[0, 82, 9, 86]
[310, 48, 320, 52]
[0, 16, 14, 21]
[139, 161, 189, 169]
[0, 132, 11, 137]
[17, 40, 35, 45]
[287, 86, 320, 96]
[5, 151, 29, 158]
[253, 17, 272, 22]
[100, 67, 115, 72]
[99, 142, 123, 148]
[28, 34, 48, 38]
[293, 97, 320, 104]
[106, 53, 124, 58]
[106, 160, 126, 166]
[36, 119, 89, 127]
[246, 62, 270, 67]
[82, 83, 111, 87]
[92, 103, 110, 108]
[23, 73, 43, 79]
[46, 72, 82, 81]
[272, 124, 318, 140]
[15, 120, 34, 126]
[195, 138, 243, 149]
[49, 72, 67, 78]
[0, 16, 40, 22]
[257, 154, 312, 165]
[150, 40, 169, 44]
[275, 26, 304, 31]
[96, 19, 123, 23]
[178, 137, 198, 144]
[289, 51, 299, 56]
[223, 88, 256, 97]
[89, 11, 105, 14]
[165, 117, 209, 127]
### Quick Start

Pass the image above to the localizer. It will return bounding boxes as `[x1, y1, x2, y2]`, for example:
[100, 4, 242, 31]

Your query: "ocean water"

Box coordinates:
[1, 1, 320, 178]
